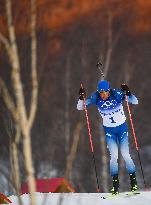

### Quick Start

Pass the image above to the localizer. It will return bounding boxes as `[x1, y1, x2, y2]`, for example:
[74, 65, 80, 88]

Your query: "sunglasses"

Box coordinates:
[99, 91, 109, 94]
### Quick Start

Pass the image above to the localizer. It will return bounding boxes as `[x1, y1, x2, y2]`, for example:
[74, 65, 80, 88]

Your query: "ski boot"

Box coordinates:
[129, 172, 138, 192]
[111, 175, 119, 195]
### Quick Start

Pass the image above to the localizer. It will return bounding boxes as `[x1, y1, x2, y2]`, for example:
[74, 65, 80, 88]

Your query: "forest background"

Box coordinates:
[0, 0, 151, 197]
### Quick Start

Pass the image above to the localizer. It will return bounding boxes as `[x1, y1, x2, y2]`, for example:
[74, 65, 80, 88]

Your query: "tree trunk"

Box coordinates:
[65, 55, 71, 155]
[10, 142, 23, 205]
[65, 122, 83, 180]
[10, 142, 21, 193]
[22, 129, 36, 205]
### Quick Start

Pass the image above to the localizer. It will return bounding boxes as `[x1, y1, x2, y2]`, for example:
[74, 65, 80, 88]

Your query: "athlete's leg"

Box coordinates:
[104, 127, 119, 176]
[119, 123, 136, 174]
[104, 126, 120, 194]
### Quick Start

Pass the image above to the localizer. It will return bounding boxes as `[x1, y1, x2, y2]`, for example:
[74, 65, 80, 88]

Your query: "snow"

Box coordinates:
[7, 191, 151, 205]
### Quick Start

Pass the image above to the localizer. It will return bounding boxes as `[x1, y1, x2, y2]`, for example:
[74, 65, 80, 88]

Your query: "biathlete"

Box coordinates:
[77, 80, 138, 194]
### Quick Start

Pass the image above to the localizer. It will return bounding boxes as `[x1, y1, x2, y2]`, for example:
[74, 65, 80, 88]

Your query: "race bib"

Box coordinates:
[98, 103, 126, 127]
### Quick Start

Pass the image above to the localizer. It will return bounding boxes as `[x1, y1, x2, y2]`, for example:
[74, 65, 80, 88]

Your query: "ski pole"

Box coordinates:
[125, 96, 147, 190]
[81, 83, 101, 193]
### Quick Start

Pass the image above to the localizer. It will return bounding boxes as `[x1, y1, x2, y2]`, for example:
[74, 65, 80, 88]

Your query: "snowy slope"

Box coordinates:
[7, 191, 151, 205]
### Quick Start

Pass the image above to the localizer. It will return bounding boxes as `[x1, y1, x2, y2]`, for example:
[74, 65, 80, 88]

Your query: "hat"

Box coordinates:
[97, 80, 110, 92]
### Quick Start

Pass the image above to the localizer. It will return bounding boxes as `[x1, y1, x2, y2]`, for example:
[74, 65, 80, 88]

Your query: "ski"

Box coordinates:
[125, 191, 140, 197]
[102, 191, 140, 199]
[102, 193, 120, 199]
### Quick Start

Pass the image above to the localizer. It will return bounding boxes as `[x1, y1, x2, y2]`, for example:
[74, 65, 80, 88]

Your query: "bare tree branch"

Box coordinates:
[0, 32, 10, 52]
[6, 0, 27, 126]
[0, 77, 18, 122]
[28, 0, 38, 129]
[0, 31, 14, 63]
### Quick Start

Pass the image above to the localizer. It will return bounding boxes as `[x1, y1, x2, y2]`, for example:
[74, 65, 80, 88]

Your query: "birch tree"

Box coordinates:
[0, 0, 38, 204]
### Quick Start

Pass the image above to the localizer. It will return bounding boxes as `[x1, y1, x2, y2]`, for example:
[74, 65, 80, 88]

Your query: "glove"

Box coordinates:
[121, 84, 131, 96]
[79, 87, 86, 100]
[77, 99, 84, 110]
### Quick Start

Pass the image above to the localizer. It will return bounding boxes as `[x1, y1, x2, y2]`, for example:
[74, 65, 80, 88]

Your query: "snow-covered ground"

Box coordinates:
[7, 191, 151, 205]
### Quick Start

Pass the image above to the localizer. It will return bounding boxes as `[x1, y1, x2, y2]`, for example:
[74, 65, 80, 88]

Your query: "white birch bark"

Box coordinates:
[0, 1, 38, 204]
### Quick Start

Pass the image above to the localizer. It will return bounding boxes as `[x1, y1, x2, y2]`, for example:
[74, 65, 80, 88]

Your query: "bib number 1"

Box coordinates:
[109, 117, 116, 123]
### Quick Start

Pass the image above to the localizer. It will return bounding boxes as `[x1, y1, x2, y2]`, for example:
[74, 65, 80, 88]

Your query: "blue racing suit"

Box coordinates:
[86, 89, 138, 176]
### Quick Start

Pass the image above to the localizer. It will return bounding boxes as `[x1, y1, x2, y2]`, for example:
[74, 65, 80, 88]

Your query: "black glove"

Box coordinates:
[79, 87, 86, 100]
[121, 84, 131, 96]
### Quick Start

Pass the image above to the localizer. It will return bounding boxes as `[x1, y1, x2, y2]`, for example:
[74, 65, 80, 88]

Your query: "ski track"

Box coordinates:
[8, 191, 151, 205]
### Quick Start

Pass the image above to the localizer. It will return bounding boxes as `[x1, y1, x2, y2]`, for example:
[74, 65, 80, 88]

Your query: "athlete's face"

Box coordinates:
[100, 91, 110, 100]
